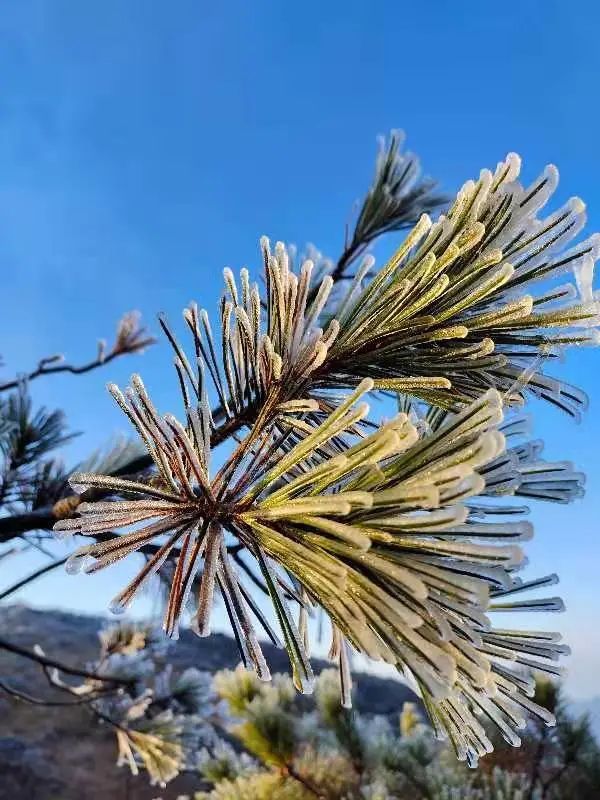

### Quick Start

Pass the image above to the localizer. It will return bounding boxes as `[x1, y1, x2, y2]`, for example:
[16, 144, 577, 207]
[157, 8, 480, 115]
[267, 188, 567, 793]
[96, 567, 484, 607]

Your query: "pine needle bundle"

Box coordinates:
[54, 151, 599, 765]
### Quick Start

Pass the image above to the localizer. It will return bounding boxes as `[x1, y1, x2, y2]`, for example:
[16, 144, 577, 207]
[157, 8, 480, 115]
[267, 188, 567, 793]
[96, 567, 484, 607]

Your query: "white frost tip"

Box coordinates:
[65, 551, 94, 575]
[109, 597, 128, 615]
[300, 258, 314, 276]
[588, 233, 600, 260]
[569, 196, 586, 215]
[505, 153, 522, 181]
[545, 164, 559, 189]
[585, 329, 600, 346]
[363, 254, 376, 270]
[298, 676, 315, 695]
[68, 473, 88, 494]
[574, 255, 595, 303]
[52, 527, 73, 541]
[517, 521, 534, 541]
[418, 213, 432, 230]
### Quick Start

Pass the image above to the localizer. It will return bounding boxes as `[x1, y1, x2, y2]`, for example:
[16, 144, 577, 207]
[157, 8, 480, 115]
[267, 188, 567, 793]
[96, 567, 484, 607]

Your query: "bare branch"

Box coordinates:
[0, 635, 133, 686]
[0, 311, 155, 394]
[0, 556, 68, 601]
[0, 678, 116, 707]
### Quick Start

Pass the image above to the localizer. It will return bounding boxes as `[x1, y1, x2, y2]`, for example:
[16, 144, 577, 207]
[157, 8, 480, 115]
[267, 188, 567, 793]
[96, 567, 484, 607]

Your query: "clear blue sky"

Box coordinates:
[1, 1, 599, 698]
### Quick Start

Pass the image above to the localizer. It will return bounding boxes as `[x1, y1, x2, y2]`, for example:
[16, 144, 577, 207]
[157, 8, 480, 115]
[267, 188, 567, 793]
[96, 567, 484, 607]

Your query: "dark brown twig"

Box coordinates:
[0, 678, 116, 707]
[0, 556, 68, 601]
[0, 635, 133, 686]
[0, 312, 155, 394]
[284, 763, 326, 799]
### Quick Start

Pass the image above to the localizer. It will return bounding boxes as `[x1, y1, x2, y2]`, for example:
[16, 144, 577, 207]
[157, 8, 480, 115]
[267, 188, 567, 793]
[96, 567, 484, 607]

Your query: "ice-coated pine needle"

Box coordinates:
[53, 152, 598, 767]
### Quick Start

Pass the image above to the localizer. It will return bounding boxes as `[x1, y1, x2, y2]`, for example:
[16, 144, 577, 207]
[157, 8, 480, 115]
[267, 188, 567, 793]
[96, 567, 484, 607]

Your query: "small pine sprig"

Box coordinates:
[324, 154, 600, 416]
[334, 129, 448, 280]
[88, 621, 219, 787]
[0, 383, 76, 510]
[177, 155, 599, 430]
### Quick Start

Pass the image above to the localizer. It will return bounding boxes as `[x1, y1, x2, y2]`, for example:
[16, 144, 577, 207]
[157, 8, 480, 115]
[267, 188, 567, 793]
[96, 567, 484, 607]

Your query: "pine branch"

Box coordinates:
[0, 508, 57, 539]
[3, 137, 598, 770]
[283, 762, 325, 799]
[318, 130, 448, 292]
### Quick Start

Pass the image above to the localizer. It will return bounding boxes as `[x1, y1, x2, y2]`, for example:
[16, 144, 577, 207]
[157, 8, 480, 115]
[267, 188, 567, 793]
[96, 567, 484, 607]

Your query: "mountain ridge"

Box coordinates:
[0, 603, 417, 800]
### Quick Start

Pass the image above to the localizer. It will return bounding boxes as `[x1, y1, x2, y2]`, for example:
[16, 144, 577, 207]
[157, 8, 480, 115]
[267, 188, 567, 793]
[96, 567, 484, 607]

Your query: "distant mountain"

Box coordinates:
[0, 604, 417, 800]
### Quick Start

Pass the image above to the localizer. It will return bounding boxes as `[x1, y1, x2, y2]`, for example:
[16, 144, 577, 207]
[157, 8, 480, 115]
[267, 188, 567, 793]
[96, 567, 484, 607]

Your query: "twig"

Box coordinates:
[22, 535, 56, 559]
[284, 762, 326, 799]
[0, 678, 116, 707]
[0, 348, 148, 393]
[0, 312, 155, 394]
[0, 557, 68, 601]
[0, 635, 133, 686]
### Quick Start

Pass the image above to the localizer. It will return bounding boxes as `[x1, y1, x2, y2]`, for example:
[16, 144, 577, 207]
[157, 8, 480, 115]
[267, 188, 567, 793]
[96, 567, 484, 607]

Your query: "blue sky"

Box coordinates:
[1, 1, 600, 698]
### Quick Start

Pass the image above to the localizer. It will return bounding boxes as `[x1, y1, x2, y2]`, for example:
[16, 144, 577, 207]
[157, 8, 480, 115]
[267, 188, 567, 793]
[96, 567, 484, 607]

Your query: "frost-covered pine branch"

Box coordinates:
[50, 147, 600, 767]
[2, 132, 599, 773]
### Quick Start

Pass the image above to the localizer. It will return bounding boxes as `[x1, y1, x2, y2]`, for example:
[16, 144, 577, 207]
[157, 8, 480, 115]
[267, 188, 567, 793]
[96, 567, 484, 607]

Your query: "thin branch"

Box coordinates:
[0, 311, 155, 394]
[0, 556, 68, 601]
[0, 670, 133, 736]
[0, 678, 116, 707]
[0, 635, 133, 686]
[0, 509, 59, 540]
[22, 535, 56, 559]
[0, 547, 19, 562]
[526, 726, 549, 800]
[0, 346, 152, 393]
[284, 763, 325, 799]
